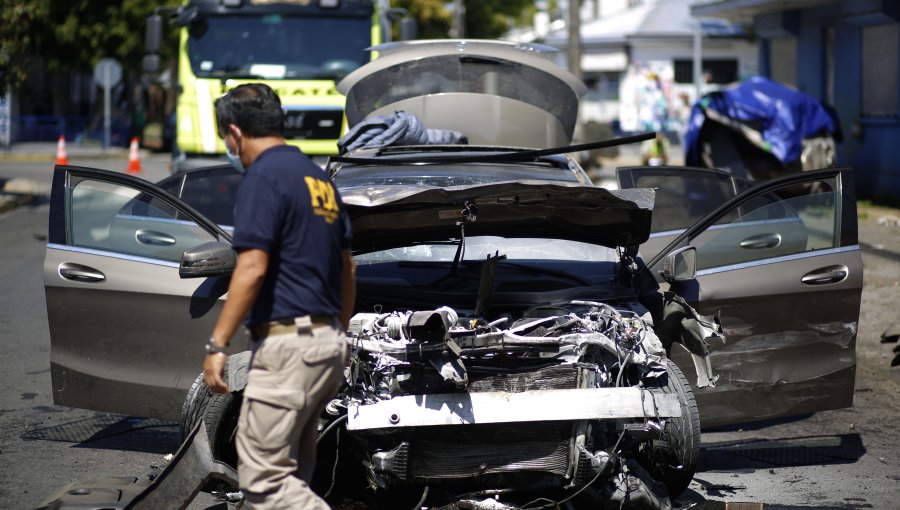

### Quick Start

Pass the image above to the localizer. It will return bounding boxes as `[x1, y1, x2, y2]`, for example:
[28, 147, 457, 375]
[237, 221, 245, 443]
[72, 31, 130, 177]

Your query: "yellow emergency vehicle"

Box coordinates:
[147, 0, 405, 169]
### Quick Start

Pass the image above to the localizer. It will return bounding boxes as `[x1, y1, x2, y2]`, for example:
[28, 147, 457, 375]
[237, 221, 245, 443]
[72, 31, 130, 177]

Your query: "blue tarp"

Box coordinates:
[684, 76, 839, 167]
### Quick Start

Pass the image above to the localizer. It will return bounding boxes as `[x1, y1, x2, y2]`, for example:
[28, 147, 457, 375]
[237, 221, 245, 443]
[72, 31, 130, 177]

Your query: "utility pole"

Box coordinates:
[567, 0, 582, 81]
[693, 18, 703, 101]
[452, 0, 466, 38]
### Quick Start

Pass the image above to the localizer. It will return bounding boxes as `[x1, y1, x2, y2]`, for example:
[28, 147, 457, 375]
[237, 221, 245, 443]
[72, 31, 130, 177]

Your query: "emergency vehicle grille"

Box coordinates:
[284, 109, 343, 140]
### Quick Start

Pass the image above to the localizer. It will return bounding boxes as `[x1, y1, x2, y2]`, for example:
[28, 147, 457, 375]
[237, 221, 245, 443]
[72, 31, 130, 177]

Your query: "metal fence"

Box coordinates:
[13, 115, 131, 146]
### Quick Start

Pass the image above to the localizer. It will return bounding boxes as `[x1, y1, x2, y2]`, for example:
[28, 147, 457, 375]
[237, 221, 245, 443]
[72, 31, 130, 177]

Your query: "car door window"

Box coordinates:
[691, 179, 837, 270]
[618, 167, 747, 234]
[70, 178, 217, 262]
[156, 168, 242, 228]
[179, 169, 242, 227]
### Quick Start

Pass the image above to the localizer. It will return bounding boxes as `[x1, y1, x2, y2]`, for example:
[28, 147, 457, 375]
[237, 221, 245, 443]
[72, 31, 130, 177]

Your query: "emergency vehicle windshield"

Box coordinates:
[187, 14, 371, 80]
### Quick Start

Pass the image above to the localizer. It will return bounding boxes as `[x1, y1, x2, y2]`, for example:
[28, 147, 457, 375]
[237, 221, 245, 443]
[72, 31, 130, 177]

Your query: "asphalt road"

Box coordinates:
[1, 154, 899, 509]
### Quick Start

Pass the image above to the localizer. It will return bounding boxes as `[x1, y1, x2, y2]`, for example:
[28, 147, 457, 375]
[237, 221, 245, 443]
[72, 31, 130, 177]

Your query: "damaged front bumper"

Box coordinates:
[347, 387, 681, 431]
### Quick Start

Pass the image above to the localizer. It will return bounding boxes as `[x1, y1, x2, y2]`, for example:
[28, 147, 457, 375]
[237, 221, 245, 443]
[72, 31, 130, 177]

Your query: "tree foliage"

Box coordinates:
[392, 0, 452, 40]
[0, 0, 179, 95]
[0, 0, 538, 95]
[463, 0, 534, 39]
[392, 0, 534, 40]
[0, 1, 49, 95]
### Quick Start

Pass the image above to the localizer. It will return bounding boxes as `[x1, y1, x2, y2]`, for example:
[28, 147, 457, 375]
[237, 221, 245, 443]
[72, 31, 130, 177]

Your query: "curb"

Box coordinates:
[0, 178, 49, 215]
[0, 193, 34, 214]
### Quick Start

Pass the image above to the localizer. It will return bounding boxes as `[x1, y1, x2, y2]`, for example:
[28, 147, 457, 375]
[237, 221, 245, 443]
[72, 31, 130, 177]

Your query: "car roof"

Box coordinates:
[337, 40, 588, 149]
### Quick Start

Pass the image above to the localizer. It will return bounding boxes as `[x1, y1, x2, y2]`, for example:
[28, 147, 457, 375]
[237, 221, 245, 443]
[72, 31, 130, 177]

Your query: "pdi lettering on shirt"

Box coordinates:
[304, 176, 340, 224]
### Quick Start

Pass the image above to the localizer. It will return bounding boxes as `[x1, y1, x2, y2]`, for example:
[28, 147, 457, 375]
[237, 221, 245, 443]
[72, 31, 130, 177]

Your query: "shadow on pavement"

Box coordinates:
[704, 414, 814, 432]
[20, 413, 179, 454]
[698, 433, 865, 471]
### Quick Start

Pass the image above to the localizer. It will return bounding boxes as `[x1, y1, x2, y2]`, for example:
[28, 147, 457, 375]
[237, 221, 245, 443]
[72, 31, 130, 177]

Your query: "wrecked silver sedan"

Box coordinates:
[302, 177, 724, 508]
[41, 40, 862, 508]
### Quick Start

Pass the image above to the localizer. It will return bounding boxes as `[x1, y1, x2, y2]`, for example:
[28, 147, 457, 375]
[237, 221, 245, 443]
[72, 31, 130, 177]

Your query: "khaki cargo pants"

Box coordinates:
[237, 316, 347, 509]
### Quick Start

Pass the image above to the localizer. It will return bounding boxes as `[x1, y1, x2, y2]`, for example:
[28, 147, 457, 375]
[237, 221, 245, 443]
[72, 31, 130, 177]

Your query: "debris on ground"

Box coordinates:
[881, 322, 900, 343]
[877, 215, 900, 227]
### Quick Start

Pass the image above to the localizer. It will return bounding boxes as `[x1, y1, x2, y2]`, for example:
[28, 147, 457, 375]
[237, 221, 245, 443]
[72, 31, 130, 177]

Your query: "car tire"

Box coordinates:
[179, 371, 242, 492]
[179, 373, 213, 444]
[204, 390, 241, 470]
[639, 359, 701, 497]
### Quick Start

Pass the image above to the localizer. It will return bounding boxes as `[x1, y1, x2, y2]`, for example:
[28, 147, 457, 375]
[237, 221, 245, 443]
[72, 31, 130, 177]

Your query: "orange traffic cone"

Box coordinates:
[127, 137, 141, 174]
[55, 135, 69, 166]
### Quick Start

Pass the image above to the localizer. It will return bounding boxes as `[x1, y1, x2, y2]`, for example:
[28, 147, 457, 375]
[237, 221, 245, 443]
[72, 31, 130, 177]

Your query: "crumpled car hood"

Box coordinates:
[342, 180, 654, 254]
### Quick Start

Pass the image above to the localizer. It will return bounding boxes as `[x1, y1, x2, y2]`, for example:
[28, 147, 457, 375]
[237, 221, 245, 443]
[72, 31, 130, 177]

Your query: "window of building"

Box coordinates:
[769, 37, 797, 88]
[862, 23, 899, 117]
[673, 59, 738, 84]
[825, 27, 835, 106]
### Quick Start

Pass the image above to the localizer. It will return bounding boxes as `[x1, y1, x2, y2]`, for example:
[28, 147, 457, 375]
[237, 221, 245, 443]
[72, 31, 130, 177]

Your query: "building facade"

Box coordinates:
[693, 0, 900, 198]
[512, 0, 756, 139]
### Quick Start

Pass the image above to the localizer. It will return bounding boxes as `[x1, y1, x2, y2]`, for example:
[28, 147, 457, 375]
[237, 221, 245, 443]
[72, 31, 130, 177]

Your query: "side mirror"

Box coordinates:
[175, 6, 199, 26]
[660, 246, 696, 283]
[180, 241, 236, 278]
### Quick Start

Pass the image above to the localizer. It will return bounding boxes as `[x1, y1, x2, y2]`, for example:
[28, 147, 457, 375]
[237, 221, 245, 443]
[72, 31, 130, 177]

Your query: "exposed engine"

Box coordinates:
[320, 301, 695, 509]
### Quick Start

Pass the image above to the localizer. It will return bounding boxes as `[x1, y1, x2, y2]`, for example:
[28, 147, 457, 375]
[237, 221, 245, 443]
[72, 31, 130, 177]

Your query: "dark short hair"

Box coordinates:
[214, 83, 284, 138]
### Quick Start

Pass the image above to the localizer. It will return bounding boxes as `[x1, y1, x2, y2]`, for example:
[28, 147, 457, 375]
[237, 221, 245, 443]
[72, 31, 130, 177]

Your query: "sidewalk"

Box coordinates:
[0, 183, 36, 214]
[0, 141, 130, 162]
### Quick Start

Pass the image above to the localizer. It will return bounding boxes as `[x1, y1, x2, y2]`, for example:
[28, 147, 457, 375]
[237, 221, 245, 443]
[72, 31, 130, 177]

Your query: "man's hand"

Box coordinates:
[204, 353, 229, 394]
[202, 248, 268, 394]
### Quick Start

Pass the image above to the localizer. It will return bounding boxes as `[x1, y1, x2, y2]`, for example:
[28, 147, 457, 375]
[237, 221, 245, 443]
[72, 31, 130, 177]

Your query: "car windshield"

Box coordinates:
[334, 162, 583, 187]
[187, 15, 370, 79]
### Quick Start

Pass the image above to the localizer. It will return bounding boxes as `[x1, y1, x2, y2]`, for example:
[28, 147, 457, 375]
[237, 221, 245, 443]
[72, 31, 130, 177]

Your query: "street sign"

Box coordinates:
[93, 58, 122, 90]
[93, 58, 122, 148]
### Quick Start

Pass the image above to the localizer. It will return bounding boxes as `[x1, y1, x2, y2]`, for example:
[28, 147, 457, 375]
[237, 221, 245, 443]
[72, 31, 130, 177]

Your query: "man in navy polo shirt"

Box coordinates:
[202, 83, 355, 509]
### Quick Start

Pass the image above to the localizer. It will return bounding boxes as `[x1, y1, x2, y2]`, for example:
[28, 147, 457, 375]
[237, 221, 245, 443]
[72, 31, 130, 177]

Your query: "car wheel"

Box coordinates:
[204, 390, 241, 470]
[179, 372, 241, 492]
[179, 373, 213, 444]
[638, 359, 701, 497]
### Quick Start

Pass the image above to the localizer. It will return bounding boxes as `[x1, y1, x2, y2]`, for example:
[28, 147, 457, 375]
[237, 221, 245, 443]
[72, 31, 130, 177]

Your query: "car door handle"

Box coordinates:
[801, 265, 849, 285]
[135, 229, 176, 246]
[59, 263, 106, 283]
[740, 233, 781, 249]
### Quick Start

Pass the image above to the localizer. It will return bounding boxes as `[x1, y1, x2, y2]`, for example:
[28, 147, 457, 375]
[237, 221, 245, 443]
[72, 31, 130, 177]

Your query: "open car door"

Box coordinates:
[44, 166, 237, 421]
[617, 166, 753, 260]
[646, 167, 861, 427]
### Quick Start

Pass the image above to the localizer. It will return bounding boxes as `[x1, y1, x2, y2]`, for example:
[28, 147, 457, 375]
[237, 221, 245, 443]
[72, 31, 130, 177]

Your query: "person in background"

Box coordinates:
[641, 131, 671, 166]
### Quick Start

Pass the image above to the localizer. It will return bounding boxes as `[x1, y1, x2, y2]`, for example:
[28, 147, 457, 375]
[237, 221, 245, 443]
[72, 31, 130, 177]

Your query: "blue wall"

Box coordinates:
[758, 3, 900, 199]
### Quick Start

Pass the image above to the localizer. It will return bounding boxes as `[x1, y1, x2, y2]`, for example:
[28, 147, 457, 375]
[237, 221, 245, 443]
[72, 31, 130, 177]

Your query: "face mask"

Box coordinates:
[225, 128, 245, 173]
[226, 144, 245, 174]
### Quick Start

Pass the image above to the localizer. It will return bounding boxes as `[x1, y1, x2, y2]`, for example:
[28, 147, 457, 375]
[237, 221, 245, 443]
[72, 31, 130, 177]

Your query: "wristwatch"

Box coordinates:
[205, 336, 227, 355]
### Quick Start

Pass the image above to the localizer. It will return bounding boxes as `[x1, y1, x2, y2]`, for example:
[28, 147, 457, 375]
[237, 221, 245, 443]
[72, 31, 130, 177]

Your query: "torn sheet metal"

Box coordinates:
[658, 292, 724, 388]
